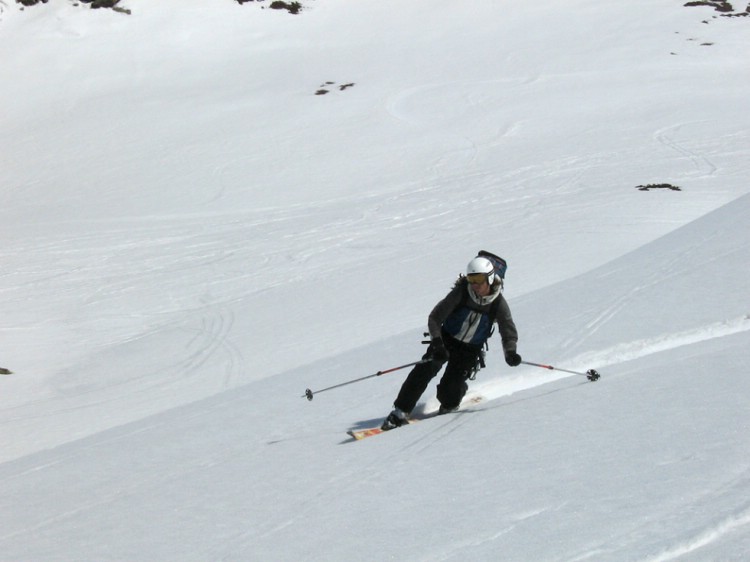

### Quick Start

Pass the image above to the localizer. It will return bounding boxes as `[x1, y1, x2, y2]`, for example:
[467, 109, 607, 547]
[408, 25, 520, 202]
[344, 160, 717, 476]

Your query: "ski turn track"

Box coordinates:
[477, 315, 750, 403]
[643, 467, 750, 562]
[645, 506, 750, 562]
[573, 314, 750, 373]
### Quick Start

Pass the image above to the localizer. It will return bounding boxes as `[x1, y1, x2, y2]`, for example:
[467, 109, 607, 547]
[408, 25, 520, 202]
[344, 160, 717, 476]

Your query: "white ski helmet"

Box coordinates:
[466, 256, 496, 285]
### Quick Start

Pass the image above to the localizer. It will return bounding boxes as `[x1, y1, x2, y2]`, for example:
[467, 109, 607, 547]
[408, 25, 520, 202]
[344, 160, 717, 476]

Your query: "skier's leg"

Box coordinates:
[436, 348, 477, 410]
[393, 349, 443, 414]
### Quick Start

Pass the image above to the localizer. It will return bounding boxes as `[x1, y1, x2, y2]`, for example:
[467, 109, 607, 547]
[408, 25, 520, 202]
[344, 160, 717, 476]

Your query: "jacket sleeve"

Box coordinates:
[426, 284, 463, 340]
[494, 294, 518, 354]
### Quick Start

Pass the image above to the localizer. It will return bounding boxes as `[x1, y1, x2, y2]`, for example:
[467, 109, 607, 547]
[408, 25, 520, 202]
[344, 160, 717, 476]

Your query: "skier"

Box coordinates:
[381, 254, 521, 430]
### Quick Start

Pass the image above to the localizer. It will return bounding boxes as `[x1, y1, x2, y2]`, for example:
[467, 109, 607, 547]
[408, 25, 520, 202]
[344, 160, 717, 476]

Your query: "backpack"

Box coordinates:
[477, 250, 507, 279]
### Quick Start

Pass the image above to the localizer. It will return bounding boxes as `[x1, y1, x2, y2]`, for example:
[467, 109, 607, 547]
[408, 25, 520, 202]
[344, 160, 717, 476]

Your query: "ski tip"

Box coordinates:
[0, 368, 12, 375]
[348, 427, 386, 440]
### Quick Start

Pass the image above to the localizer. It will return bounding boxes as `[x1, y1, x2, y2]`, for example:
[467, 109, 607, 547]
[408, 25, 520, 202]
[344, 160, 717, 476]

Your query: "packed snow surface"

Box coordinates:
[1, 0, 749, 560]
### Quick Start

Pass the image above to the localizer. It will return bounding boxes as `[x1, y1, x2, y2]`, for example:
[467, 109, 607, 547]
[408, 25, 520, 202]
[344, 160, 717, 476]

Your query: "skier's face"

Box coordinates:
[469, 278, 491, 296]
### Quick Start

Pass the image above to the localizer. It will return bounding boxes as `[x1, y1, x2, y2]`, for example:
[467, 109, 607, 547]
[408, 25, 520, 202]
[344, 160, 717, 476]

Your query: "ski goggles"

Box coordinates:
[466, 272, 490, 285]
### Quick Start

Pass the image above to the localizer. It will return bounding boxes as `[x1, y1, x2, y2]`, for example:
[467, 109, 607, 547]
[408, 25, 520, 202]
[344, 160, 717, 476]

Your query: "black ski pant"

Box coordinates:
[393, 335, 481, 414]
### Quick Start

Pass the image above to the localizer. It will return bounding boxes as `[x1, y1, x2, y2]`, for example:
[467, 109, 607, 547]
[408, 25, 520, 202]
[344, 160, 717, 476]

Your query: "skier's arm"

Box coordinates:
[494, 295, 519, 354]
[426, 285, 463, 340]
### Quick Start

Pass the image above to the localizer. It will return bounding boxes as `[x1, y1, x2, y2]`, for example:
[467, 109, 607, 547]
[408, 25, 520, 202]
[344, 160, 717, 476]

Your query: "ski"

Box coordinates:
[0, 367, 12, 375]
[347, 419, 418, 441]
[347, 395, 484, 441]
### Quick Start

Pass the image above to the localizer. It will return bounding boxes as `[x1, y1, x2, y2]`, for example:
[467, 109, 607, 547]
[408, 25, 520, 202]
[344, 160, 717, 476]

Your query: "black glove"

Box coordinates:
[505, 351, 522, 367]
[430, 338, 449, 363]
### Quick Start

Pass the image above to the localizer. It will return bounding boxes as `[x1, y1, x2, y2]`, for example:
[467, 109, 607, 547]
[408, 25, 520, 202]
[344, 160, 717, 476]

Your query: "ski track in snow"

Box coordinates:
[574, 314, 750, 372]
[643, 469, 750, 561]
[481, 314, 750, 400]
[654, 122, 718, 179]
[646, 506, 750, 561]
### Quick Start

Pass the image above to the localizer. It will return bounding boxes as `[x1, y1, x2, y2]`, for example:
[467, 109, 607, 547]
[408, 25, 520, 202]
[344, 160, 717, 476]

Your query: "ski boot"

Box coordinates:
[381, 408, 409, 430]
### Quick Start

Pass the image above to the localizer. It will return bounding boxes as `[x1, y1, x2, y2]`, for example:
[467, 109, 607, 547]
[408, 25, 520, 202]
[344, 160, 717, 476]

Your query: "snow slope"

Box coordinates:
[1, 0, 749, 560]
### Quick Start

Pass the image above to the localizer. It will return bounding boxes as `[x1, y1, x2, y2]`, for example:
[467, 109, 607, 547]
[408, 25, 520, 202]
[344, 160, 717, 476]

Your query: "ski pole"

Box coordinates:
[521, 360, 600, 382]
[303, 359, 429, 401]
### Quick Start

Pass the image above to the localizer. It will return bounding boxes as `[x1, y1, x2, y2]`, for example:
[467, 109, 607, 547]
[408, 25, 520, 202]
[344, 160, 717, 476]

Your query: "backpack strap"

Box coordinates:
[456, 277, 502, 340]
